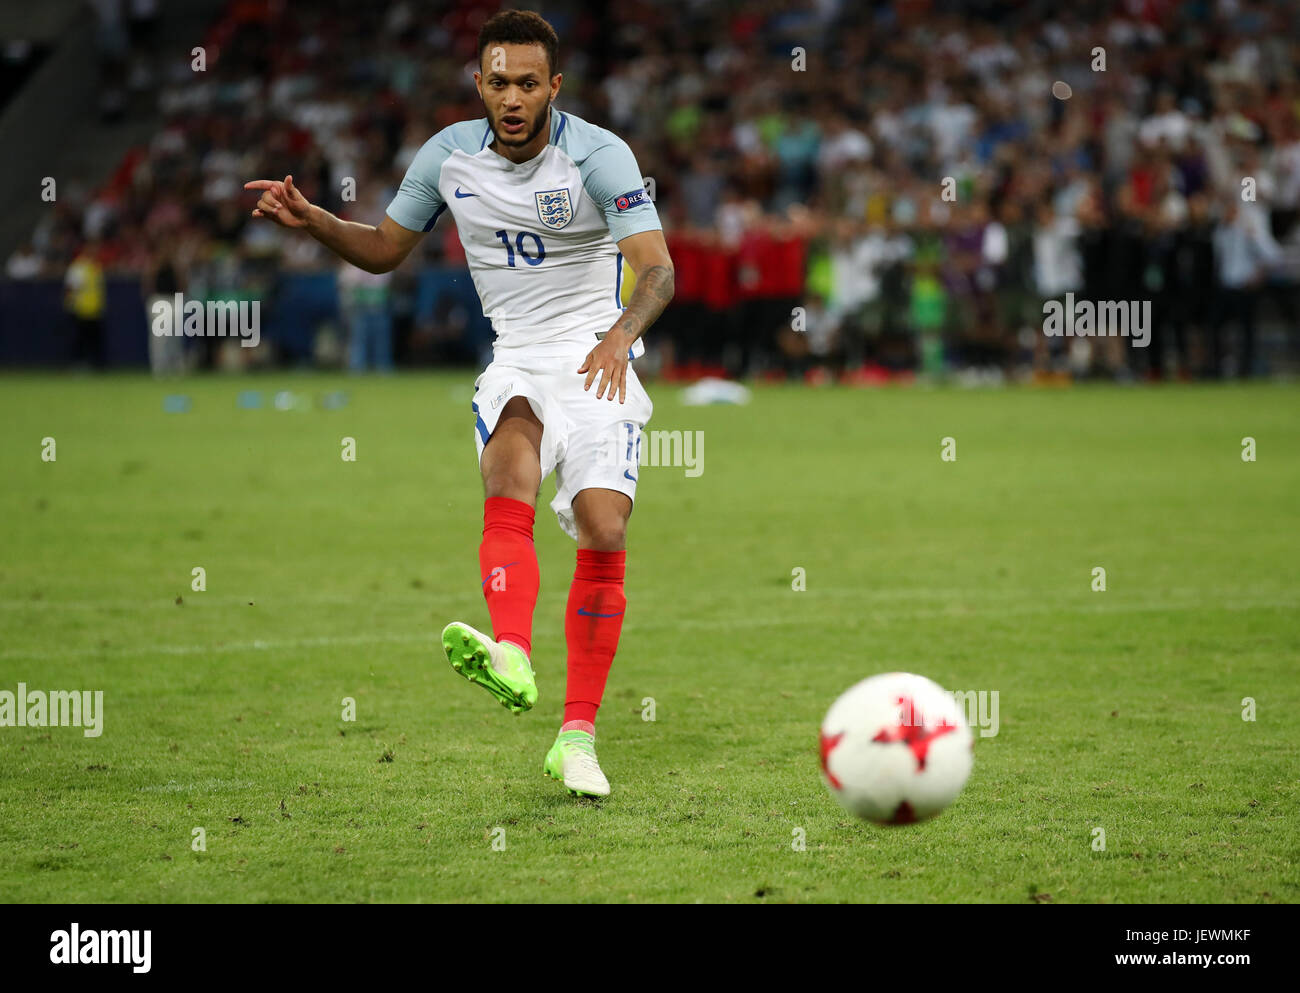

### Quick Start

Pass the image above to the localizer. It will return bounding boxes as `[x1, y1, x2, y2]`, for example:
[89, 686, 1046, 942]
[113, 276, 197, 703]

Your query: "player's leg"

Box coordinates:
[542, 362, 650, 796]
[544, 486, 632, 796]
[443, 396, 544, 713]
[478, 395, 544, 654]
[565, 487, 631, 729]
[480, 395, 543, 501]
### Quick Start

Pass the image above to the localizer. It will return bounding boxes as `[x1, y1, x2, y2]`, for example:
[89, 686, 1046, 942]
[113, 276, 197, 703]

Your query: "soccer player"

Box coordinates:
[244, 11, 674, 798]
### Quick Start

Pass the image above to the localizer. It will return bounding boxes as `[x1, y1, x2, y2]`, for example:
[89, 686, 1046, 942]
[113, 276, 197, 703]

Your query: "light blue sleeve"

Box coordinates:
[386, 121, 486, 233]
[568, 117, 662, 243]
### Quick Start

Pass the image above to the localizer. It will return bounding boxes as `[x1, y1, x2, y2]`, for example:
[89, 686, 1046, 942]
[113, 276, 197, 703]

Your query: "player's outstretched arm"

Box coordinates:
[579, 229, 675, 403]
[244, 175, 424, 274]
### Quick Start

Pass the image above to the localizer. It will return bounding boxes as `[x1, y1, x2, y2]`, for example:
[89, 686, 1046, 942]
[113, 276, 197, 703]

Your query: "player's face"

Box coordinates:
[475, 43, 560, 151]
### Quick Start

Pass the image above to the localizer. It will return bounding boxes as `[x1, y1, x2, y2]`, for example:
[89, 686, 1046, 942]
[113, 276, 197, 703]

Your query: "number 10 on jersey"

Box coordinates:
[494, 229, 546, 267]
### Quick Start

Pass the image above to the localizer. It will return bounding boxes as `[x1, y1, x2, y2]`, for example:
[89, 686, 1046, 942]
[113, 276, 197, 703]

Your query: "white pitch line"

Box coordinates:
[0, 631, 434, 662]
[137, 778, 257, 793]
[0, 597, 1295, 662]
[0, 591, 486, 611]
[1, 585, 1292, 612]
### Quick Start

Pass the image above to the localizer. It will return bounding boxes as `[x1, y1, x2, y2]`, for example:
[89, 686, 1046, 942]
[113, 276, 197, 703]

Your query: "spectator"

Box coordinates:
[338, 262, 394, 373]
[1211, 199, 1283, 378]
[142, 235, 186, 376]
[6, 243, 45, 280]
[1032, 200, 1082, 377]
[778, 291, 840, 382]
[64, 240, 107, 369]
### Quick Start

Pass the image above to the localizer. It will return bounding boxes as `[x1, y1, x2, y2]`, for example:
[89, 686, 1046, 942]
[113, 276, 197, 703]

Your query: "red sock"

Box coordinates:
[564, 549, 627, 725]
[478, 497, 540, 656]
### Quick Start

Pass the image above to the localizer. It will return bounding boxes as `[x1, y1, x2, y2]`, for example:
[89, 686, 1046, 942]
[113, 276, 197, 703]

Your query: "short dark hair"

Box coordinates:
[477, 10, 559, 79]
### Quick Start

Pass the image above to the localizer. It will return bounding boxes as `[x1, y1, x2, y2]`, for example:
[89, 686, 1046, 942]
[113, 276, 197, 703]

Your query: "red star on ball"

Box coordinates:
[872, 695, 957, 771]
[819, 731, 845, 788]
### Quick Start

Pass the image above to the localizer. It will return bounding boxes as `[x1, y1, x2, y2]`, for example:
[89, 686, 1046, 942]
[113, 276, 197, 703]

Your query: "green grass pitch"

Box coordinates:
[1, 372, 1296, 903]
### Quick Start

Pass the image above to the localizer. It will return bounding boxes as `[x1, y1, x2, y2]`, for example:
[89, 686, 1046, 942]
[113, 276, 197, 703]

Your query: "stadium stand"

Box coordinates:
[3, 0, 1299, 380]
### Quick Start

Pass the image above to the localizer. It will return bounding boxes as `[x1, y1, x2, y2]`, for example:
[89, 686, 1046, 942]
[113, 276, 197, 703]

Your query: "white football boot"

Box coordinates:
[543, 729, 611, 798]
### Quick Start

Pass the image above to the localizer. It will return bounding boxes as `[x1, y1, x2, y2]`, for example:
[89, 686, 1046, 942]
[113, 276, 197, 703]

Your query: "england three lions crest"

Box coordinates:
[535, 188, 574, 230]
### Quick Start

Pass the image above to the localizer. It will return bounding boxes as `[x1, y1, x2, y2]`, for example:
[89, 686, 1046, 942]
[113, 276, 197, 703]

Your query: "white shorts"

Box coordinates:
[471, 356, 653, 540]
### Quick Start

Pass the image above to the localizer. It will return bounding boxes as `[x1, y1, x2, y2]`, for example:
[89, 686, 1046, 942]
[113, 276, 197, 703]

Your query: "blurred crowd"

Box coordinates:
[8, 0, 1300, 380]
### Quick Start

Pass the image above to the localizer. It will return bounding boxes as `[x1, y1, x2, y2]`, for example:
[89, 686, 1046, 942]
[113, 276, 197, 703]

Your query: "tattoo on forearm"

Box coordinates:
[612, 264, 675, 343]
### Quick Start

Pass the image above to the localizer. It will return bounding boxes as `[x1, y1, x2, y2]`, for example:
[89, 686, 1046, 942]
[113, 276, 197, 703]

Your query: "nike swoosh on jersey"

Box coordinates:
[454, 187, 478, 198]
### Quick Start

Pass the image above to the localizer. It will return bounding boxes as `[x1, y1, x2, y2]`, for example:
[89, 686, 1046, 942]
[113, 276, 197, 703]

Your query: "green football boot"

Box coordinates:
[544, 729, 610, 797]
[441, 621, 537, 714]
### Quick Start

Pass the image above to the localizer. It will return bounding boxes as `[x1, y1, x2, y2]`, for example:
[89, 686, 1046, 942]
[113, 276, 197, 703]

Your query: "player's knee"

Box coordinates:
[482, 466, 540, 503]
[578, 517, 626, 551]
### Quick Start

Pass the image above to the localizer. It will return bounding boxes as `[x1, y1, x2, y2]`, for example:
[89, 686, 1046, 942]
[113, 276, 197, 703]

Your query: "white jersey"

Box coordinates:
[386, 109, 661, 362]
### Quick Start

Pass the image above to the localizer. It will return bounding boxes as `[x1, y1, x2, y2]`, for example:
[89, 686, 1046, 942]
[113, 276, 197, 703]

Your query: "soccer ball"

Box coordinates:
[820, 672, 973, 824]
